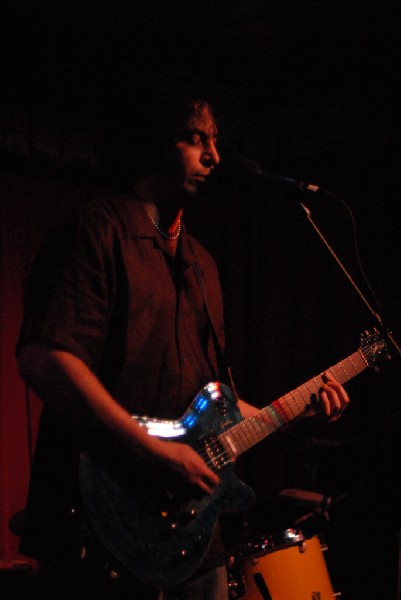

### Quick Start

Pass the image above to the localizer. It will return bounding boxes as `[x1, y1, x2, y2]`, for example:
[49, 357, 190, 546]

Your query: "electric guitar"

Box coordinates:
[79, 331, 388, 588]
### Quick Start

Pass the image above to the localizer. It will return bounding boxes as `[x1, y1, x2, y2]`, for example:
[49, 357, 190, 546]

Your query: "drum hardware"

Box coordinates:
[278, 489, 332, 512]
[279, 488, 334, 526]
[227, 552, 247, 599]
[278, 488, 347, 539]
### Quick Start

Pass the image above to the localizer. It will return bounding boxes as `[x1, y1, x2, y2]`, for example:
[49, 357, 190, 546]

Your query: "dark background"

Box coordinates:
[1, 2, 400, 598]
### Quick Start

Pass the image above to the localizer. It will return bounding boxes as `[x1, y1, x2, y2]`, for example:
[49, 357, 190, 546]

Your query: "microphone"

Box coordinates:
[215, 154, 322, 194]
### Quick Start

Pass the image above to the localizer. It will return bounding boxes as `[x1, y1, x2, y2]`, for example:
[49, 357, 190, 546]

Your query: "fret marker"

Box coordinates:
[225, 435, 238, 456]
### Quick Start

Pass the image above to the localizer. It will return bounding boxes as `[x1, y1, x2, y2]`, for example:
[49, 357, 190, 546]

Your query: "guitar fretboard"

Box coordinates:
[220, 349, 368, 458]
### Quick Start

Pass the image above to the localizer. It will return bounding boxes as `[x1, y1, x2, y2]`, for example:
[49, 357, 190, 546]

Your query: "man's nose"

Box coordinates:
[203, 141, 220, 167]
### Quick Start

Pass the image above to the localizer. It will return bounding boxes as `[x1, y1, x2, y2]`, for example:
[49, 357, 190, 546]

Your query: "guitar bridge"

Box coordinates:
[199, 433, 231, 472]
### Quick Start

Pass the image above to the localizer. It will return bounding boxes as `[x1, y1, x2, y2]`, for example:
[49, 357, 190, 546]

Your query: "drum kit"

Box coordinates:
[226, 489, 342, 600]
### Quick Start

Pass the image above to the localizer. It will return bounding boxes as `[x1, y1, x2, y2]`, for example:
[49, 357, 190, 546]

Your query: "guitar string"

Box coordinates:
[197, 444, 232, 471]
[197, 380, 316, 467]
[197, 415, 279, 469]
[193, 351, 371, 472]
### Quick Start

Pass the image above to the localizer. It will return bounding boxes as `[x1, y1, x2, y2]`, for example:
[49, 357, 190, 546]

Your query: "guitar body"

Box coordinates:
[80, 382, 255, 588]
[79, 331, 388, 588]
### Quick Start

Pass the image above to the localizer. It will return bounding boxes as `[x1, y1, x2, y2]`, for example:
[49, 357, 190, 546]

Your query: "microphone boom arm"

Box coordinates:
[299, 201, 401, 358]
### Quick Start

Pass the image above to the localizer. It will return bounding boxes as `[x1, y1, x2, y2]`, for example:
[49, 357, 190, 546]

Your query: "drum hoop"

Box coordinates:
[243, 528, 306, 558]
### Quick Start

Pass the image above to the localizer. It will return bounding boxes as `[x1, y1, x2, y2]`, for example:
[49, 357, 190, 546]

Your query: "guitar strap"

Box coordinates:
[187, 236, 240, 402]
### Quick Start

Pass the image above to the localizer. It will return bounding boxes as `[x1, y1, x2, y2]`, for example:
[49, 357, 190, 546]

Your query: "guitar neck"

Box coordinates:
[220, 348, 368, 458]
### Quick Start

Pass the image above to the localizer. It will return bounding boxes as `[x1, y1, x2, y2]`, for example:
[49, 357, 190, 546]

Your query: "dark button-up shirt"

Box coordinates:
[18, 196, 226, 417]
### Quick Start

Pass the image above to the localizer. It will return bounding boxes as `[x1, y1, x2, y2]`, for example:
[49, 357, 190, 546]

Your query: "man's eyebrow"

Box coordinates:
[188, 127, 218, 140]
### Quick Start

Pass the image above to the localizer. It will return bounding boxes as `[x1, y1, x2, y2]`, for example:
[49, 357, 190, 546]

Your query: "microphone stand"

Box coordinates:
[299, 198, 401, 359]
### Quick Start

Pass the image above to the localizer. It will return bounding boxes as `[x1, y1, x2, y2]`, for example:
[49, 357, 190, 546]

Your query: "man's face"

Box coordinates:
[173, 102, 220, 195]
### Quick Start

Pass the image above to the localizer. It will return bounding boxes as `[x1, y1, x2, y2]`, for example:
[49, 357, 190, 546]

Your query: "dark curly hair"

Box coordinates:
[96, 70, 234, 189]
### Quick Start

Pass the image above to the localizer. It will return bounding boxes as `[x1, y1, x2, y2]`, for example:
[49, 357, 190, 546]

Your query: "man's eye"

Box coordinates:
[190, 133, 202, 145]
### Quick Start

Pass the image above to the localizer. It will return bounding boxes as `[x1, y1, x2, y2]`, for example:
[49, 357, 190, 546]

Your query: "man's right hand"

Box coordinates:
[150, 439, 220, 495]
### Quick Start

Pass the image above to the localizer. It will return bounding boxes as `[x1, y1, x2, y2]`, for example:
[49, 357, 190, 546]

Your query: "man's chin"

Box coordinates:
[184, 174, 212, 196]
[182, 180, 201, 197]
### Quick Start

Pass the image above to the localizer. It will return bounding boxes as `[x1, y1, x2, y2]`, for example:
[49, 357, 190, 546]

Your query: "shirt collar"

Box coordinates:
[124, 197, 198, 267]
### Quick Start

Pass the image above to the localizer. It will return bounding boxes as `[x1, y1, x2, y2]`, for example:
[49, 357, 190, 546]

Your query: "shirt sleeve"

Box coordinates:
[17, 207, 118, 370]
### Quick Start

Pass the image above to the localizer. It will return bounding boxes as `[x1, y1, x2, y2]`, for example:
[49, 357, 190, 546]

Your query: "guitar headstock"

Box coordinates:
[360, 329, 390, 368]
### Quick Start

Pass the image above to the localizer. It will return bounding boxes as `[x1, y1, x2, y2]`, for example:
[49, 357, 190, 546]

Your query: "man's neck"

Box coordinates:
[133, 178, 183, 231]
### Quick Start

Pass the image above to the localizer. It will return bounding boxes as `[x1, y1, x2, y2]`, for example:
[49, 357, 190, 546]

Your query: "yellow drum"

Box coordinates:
[243, 530, 336, 600]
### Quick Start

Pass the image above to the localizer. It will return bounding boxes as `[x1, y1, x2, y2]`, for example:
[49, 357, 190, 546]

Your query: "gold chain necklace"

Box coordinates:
[148, 215, 181, 241]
